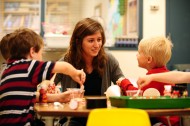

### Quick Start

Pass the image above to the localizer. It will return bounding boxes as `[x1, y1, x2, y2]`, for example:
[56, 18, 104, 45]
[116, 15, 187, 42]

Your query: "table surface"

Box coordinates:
[34, 102, 190, 117]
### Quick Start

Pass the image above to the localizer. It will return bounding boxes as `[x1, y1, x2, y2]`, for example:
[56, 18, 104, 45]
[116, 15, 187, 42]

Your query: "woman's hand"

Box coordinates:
[137, 75, 152, 88]
[58, 91, 71, 103]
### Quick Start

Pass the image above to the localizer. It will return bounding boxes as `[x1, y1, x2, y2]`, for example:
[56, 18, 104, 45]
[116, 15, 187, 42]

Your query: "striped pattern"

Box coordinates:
[0, 59, 54, 126]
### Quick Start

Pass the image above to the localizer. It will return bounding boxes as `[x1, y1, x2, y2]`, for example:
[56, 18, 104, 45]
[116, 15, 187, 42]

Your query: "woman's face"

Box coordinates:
[82, 31, 102, 58]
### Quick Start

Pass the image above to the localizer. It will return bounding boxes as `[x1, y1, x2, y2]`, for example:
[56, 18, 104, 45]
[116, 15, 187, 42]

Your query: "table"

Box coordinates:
[34, 103, 190, 117]
[34, 102, 190, 126]
[34, 102, 90, 117]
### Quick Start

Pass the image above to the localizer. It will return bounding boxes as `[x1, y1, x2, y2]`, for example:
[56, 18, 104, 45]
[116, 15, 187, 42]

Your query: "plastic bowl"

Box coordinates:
[126, 90, 143, 96]
[67, 88, 85, 99]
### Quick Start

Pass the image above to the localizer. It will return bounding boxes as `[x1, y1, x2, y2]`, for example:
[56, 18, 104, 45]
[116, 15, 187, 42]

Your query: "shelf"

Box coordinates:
[4, 11, 39, 15]
[1, 0, 40, 34]
[3, 27, 39, 31]
[107, 47, 138, 51]
[1, 0, 71, 36]
[5, 0, 38, 2]
[46, 12, 69, 15]
[45, 0, 70, 31]
[47, 0, 69, 3]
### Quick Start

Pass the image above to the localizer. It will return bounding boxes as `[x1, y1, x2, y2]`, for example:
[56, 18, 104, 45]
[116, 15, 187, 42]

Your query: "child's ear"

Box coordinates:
[147, 56, 153, 63]
[29, 47, 35, 58]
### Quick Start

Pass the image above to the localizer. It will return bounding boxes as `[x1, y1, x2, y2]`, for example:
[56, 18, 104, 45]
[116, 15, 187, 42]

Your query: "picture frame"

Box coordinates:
[126, 0, 138, 37]
[94, 4, 102, 17]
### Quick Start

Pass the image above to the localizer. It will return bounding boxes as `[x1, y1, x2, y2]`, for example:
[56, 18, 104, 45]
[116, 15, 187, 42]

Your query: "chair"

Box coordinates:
[86, 108, 151, 126]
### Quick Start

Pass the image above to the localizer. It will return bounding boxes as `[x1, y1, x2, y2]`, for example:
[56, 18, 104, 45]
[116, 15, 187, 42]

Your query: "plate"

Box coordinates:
[143, 88, 160, 96]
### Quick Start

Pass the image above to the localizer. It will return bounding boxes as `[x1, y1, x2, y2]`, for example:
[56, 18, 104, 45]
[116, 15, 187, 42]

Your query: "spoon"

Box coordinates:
[50, 73, 56, 83]
[80, 69, 85, 93]
[80, 85, 84, 90]
[133, 89, 141, 96]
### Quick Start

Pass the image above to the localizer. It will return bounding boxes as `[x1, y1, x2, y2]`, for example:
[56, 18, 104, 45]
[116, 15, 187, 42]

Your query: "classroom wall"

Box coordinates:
[0, 0, 166, 81]
[81, 0, 109, 20]
[113, 0, 166, 80]
[80, 0, 166, 38]
[110, 50, 146, 82]
[79, 0, 166, 80]
[143, 0, 166, 38]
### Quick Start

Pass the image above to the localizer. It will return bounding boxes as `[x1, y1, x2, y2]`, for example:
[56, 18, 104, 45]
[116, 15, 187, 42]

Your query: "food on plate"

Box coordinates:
[143, 88, 160, 97]
[47, 83, 60, 94]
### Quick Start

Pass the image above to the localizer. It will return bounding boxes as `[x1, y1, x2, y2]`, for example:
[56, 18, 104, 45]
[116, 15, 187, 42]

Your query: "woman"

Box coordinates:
[54, 18, 131, 126]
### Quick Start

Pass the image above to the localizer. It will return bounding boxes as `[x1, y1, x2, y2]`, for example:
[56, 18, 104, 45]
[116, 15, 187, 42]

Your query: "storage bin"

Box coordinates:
[44, 34, 70, 48]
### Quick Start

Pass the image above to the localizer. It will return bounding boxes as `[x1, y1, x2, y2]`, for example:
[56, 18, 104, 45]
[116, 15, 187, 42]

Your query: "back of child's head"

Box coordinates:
[0, 33, 12, 60]
[8, 28, 44, 59]
[138, 36, 173, 67]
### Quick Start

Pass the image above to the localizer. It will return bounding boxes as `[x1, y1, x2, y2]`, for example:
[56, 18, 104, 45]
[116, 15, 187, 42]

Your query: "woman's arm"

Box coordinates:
[137, 71, 190, 88]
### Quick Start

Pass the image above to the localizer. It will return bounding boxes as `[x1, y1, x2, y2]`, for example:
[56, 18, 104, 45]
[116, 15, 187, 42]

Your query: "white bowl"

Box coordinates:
[105, 85, 121, 97]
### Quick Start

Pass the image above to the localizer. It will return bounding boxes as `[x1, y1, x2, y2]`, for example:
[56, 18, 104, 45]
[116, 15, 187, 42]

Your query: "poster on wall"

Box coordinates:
[106, 0, 124, 39]
[127, 0, 138, 37]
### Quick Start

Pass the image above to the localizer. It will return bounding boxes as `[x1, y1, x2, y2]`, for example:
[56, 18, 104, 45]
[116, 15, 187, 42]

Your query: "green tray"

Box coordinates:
[109, 96, 190, 109]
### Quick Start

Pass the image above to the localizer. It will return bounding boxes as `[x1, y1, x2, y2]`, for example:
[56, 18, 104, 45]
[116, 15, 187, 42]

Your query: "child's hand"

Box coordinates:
[71, 69, 86, 86]
[80, 69, 86, 87]
[37, 80, 49, 92]
[116, 77, 125, 86]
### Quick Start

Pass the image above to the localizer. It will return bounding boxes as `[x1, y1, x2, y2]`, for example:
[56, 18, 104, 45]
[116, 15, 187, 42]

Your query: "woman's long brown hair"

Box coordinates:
[64, 18, 107, 76]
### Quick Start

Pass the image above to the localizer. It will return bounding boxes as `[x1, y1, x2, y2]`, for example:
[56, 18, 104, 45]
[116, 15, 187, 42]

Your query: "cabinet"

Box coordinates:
[0, 0, 71, 36]
[0, 0, 81, 39]
[0, 0, 40, 35]
[44, 0, 82, 35]
[43, 0, 71, 34]
[46, 0, 69, 25]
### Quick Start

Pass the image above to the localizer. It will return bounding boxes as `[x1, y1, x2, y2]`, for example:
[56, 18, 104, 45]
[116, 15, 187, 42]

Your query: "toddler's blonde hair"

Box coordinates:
[138, 36, 173, 67]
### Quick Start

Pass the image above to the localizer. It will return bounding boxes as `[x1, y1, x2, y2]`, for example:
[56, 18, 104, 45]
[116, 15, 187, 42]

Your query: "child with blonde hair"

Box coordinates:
[118, 36, 179, 126]
[119, 36, 174, 95]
